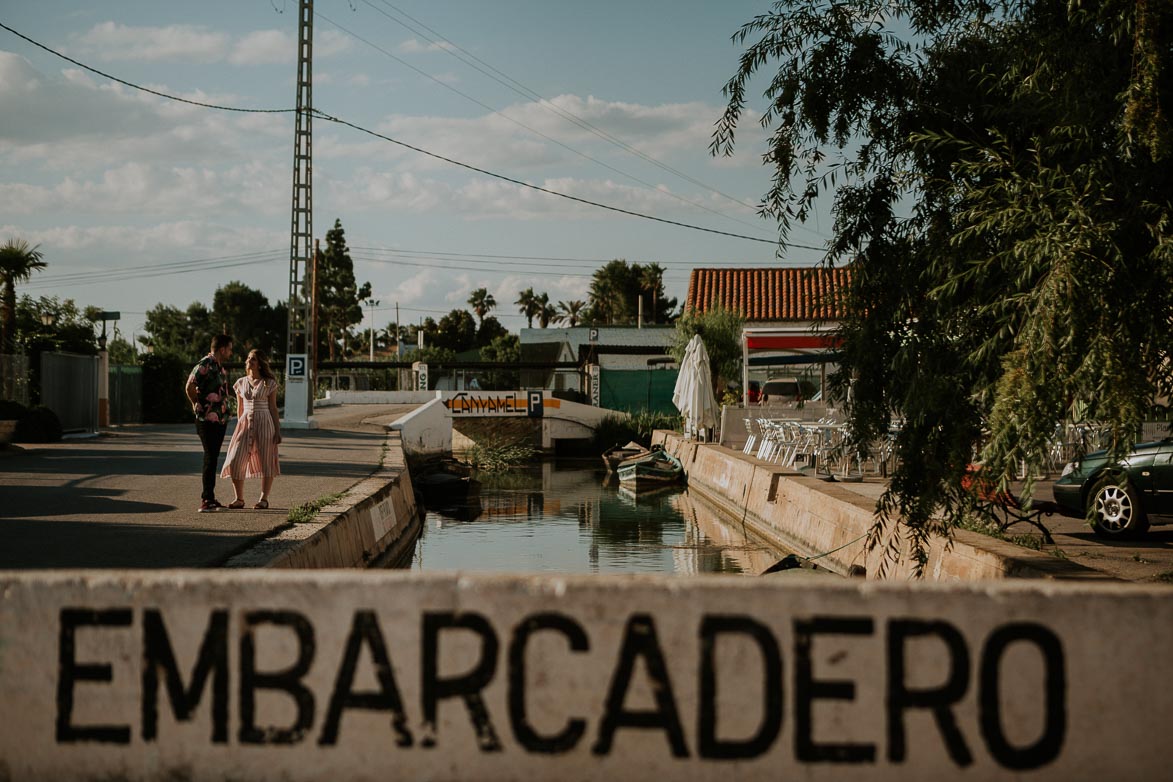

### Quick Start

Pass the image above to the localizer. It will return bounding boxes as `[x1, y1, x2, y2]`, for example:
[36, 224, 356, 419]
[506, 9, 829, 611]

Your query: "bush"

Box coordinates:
[592, 410, 682, 452]
[15, 405, 62, 443]
[141, 353, 196, 423]
[0, 400, 28, 420]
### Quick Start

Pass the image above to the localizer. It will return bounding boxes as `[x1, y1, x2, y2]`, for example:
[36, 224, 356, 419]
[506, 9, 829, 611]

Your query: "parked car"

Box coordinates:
[1052, 438, 1173, 538]
[760, 377, 804, 405]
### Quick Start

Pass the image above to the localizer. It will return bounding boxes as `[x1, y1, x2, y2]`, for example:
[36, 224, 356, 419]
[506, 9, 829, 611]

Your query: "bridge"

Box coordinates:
[317, 389, 618, 456]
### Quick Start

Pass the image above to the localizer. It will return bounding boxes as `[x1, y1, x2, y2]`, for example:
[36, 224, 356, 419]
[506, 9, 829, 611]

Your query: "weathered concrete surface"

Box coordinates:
[1, 571, 1170, 781]
[225, 429, 419, 569]
[656, 432, 1110, 581]
[0, 405, 415, 569]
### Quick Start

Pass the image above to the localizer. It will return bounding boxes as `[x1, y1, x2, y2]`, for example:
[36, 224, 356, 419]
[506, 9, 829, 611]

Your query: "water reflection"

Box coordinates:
[391, 462, 781, 575]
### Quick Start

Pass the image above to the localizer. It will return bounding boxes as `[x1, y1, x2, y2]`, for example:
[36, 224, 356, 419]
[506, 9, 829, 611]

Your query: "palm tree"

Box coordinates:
[536, 293, 557, 328]
[588, 259, 633, 325]
[556, 299, 586, 327]
[515, 287, 539, 328]
[467, 287, 496, 325]
[639, 262, 666, 323]
[0, 238, 47, 355]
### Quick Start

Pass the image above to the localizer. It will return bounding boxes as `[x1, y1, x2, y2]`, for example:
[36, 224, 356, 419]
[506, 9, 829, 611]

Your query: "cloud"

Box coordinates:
[228, 30, 291, 66]
[0, 160, 288, 218]
[72, 22, 229, 63]
[0, 53, 286, 169]
[70, 23, 348, 65]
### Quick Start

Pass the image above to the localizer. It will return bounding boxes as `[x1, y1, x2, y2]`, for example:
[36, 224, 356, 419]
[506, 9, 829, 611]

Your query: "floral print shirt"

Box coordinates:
[188, 354, 230, 424]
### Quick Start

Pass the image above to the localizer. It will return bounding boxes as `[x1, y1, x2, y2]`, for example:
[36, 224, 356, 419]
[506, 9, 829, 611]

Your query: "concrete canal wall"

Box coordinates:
[3, 571, 1170, 780]
[655, 432, 1104, 581]
[226, 429, 421, 570]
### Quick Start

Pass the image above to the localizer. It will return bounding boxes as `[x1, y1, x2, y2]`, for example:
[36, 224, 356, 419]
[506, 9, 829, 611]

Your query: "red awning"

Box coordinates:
[745, 334, 841, 350]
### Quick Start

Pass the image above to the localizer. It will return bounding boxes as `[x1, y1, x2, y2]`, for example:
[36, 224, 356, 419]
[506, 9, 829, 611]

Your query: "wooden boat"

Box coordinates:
[602, 441, 648, 472]
[616, 448, 683, 489]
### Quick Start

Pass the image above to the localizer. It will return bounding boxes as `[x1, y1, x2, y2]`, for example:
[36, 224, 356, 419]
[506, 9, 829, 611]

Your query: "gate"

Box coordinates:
[41, 352, 98, 433]
[108, 365, 143, 425]
[0, 354, 30, 405]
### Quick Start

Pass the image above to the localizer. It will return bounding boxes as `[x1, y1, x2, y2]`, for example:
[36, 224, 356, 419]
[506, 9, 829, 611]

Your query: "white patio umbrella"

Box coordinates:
[673, 334, 720, 440]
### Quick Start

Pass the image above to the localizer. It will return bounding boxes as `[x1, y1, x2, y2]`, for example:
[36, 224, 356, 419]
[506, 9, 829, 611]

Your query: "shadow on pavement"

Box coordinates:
[1, 486, 174, 518]
[0, 518, 270, 569]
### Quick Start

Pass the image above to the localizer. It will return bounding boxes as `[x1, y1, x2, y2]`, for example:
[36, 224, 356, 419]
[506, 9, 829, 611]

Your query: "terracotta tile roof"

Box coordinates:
[684, 267, 850, 321]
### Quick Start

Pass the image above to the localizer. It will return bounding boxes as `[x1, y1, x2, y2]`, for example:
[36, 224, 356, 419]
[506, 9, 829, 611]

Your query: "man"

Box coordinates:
[185, 334, 233, 512]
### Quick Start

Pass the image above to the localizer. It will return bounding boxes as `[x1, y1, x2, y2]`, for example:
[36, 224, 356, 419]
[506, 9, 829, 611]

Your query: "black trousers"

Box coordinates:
[195, 420, 227, 500]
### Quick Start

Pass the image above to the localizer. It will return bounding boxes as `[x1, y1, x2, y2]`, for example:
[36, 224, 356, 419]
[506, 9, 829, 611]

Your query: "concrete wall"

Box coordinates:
[225, 430, 419, 570]
[390, 397, 452, 458]
[656, 432, 1105, 581]
[2, 571, 1170, 780]
[321, 390, 440, 405]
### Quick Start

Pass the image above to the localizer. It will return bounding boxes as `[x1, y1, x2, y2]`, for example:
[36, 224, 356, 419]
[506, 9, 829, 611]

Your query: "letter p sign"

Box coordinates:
[528, 391, 543, 418]
[286, 354, 307, 382]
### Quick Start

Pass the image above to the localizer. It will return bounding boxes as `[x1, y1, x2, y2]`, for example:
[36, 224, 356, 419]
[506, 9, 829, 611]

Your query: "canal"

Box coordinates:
[388, 461, 784, 575]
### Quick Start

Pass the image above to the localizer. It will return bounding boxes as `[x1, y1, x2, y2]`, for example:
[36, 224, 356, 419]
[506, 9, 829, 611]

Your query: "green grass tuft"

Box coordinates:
[288, 492, 346, 524]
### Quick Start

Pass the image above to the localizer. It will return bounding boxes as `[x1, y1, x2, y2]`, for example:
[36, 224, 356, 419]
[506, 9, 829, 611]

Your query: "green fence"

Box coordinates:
[599, 368, 679, 415]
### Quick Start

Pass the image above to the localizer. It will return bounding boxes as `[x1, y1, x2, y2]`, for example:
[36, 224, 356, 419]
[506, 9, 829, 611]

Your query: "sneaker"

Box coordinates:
[207, 499, 224, 510]
[198, 499, 218, 512]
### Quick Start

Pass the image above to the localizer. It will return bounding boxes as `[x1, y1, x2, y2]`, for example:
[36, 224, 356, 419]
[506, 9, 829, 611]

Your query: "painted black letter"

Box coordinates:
[319, 610, 413, 747]
[508, 612, 589, 753]
[239, 610, 315, 744]
[794, 617, 876, 763]
[592, 614, 688, 758]
[422, 612, 501, 751]
[698, 615, 782, 759]
[887, 619, 972, 766]
[980, 623, 1066, 770]
[142, 609, 229, 743]
[57, 608, 133, 744]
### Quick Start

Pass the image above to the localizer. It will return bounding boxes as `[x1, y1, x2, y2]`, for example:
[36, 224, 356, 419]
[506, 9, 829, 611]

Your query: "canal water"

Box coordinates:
[389, 461, 783, 575]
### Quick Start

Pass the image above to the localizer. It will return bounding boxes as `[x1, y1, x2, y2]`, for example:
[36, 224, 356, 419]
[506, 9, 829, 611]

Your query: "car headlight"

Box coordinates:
[1060, 462, 1075, 478]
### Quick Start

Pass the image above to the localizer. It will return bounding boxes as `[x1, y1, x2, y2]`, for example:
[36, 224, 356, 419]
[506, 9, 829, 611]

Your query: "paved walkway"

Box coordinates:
[0, 404, 418, 569]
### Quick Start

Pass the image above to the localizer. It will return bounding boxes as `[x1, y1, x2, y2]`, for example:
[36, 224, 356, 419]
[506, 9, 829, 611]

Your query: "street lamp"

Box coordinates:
[365, 299, 380, 361]
[40, 311, 55, 327]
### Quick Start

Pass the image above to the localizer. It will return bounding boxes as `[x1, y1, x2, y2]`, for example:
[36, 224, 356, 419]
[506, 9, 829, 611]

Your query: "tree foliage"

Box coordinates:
[467, 287, 496, 324]
[0, 238, 46, 356]
[585, 259, 677, 325]
[515, 287, 540, 328]
[480, 333, 520, 390]
[434, 308, 478, 353]
[212, 281, 286, 359]
[317, 219, 371, 361]
[717, 0, 1173, 571]
[476, 315, 508, 347]
[670, 306, 745, 393]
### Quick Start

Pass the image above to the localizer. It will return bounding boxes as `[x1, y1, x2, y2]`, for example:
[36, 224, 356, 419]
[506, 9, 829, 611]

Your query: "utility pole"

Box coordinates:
[365, 299, 380, 361]
[284, 0, 314, 427]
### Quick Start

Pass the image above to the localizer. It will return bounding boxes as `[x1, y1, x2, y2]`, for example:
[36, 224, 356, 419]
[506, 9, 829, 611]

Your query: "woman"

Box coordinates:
[220, 349, 281, 509]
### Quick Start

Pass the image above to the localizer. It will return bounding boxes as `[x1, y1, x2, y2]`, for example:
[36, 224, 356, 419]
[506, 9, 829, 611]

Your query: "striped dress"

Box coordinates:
[220, 377, 281, 479]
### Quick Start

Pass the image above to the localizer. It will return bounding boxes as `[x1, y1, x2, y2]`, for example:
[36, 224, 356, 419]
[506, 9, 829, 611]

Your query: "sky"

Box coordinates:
[0, 0, 833, 347]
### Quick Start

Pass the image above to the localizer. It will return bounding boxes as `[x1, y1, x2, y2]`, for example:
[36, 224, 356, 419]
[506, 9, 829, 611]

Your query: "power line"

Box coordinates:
[0, 21, 816, 250]
[0, 21, 294, 114]
[313, 109, 799, 246]
[25, 251, 286, 289]
[316, 10, 777, 240]
[363, 0, 809, 232]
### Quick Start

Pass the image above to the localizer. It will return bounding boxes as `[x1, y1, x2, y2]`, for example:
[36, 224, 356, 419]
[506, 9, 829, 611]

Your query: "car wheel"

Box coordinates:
[1089, 475, 1149, 538]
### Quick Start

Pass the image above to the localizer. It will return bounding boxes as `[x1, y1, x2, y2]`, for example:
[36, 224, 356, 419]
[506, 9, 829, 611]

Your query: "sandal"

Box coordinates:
[227, 499, 246, 509]
[253, 499, 269, 510]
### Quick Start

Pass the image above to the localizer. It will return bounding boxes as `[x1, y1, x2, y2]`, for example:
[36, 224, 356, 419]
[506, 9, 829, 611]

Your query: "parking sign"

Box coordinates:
[287, 354, 307, 382]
